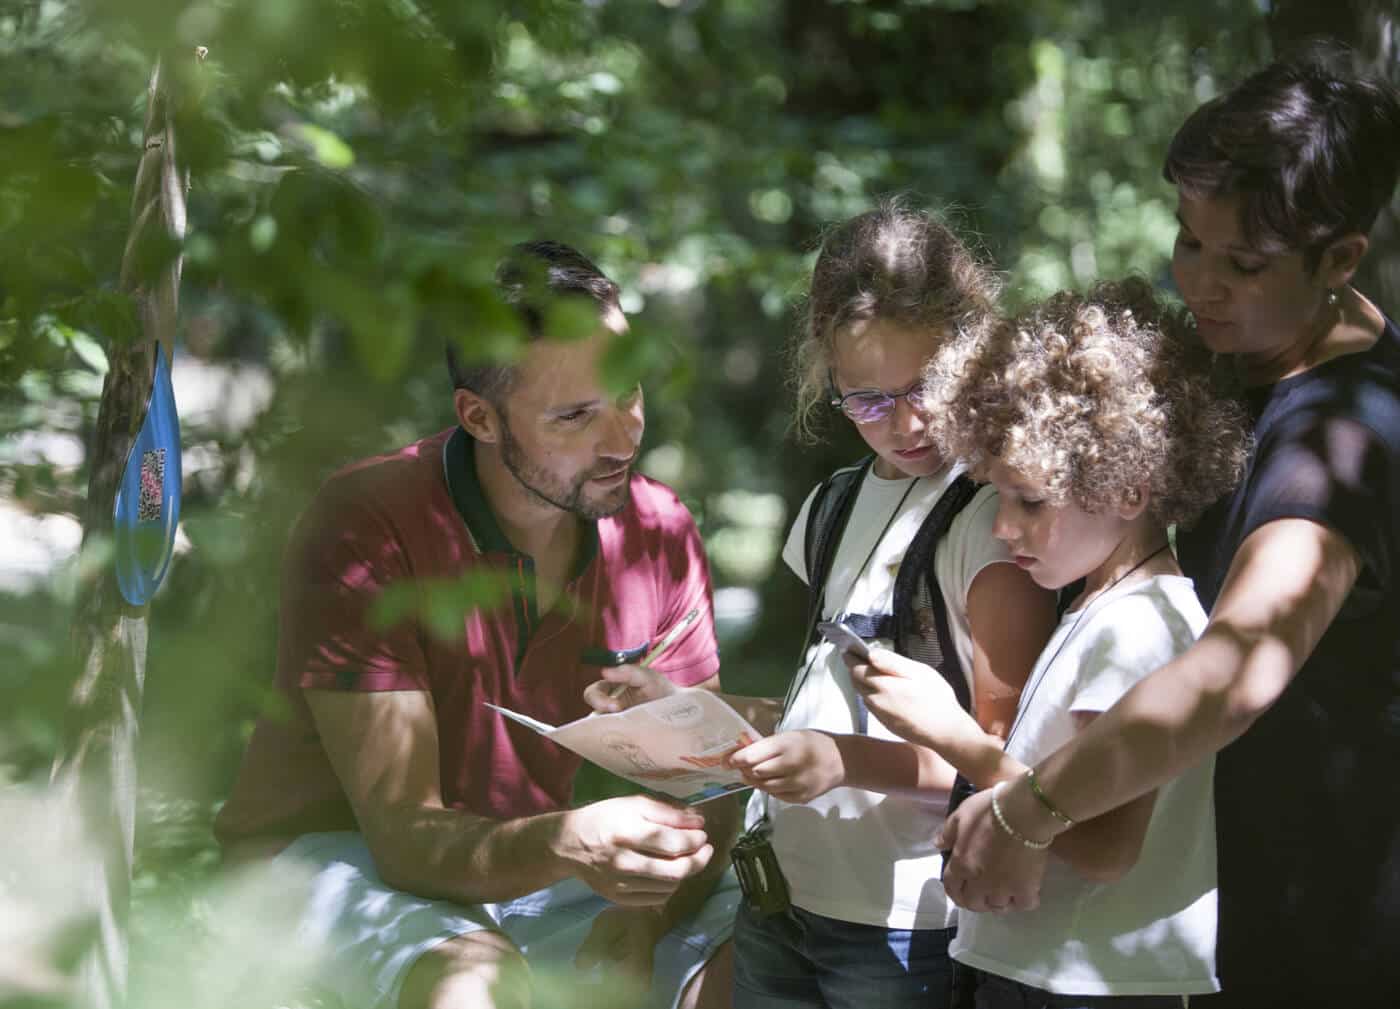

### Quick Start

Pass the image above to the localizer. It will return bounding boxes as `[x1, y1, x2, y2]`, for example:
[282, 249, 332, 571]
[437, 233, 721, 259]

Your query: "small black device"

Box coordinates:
[579, 641, 650, 667]
[939, 775, 979, 880]
[731, 819, 791, 917]
[947, 773, 977, 816]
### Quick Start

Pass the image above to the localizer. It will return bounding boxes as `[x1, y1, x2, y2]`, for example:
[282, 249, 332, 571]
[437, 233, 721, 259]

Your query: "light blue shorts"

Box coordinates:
[278, 831, 741, 1009]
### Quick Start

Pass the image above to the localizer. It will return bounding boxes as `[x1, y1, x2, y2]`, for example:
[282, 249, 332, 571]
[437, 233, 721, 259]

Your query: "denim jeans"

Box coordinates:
[732, 902, 958, 1009]
[971, 970, 1188, 1009]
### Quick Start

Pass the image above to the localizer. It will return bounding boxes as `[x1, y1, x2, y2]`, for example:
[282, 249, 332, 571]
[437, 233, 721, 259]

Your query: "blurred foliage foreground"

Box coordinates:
[0, 0, 1299, 1005]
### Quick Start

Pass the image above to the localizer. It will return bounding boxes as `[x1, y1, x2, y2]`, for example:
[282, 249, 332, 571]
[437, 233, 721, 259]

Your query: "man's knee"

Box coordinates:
[398, 931, 530, 1009]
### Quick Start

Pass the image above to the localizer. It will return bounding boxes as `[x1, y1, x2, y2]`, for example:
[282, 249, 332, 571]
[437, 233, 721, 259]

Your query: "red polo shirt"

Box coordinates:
[214, 427, 719, 849]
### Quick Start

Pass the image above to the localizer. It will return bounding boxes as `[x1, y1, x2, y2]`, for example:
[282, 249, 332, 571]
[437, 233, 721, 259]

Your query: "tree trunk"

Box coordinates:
[1268, 0, 1400, 312]
[52, 51, 194, 1009]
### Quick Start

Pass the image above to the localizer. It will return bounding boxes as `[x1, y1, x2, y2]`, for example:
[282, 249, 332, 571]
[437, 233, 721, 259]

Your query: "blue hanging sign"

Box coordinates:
[113, 346, 182, 606]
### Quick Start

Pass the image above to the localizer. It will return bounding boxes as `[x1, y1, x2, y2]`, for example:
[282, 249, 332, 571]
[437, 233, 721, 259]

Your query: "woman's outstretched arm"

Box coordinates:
[939, 517, 1360, 912]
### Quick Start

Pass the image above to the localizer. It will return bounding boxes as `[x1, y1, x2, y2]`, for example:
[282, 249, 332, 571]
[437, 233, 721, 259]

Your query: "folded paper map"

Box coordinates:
[488, 688, 762, 805]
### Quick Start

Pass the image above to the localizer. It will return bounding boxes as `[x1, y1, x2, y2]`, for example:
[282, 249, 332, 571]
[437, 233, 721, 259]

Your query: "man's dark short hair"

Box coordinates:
[1163, 42, 1400, 270]
[446, 240, 623, 400]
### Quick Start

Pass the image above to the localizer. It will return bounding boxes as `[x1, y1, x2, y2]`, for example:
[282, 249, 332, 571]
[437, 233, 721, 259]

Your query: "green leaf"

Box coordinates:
[448, 282, 528, 365]
[65, 328, 109, 376]
[370, 571, 518, 642]
[542, 296, 601, 344]
[598, 321, 669, 399]
[286, 122, 355, 170]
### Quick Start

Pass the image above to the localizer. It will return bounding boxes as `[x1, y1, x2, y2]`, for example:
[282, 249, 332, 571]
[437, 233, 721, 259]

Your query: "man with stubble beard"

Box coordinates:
[216, 241, 740, 1009]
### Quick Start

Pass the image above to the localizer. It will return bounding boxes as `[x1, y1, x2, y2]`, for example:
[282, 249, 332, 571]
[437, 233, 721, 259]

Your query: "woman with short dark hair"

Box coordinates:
[936, 46, 1400, 1007]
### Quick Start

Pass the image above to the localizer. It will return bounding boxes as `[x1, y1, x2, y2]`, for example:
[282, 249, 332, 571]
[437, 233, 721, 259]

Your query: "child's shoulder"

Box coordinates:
[938, 481, 1009, 566]
[950, 481, 999, 529]
[1060, 576, 1208, 707]
[1075, 575, 1208, 665]
[1119, 573, 1207, 622]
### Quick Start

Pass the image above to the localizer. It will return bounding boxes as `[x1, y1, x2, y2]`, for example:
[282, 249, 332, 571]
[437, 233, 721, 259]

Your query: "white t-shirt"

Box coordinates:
[950, 575, 1220, 995]
[746, 462, 1011, 930]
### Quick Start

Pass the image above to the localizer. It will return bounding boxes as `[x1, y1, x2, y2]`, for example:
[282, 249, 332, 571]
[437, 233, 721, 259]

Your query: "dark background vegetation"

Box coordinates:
[1, 0, 1396, 1005]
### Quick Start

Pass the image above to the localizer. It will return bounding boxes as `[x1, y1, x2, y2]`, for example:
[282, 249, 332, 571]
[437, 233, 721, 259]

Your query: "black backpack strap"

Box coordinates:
[843, 473, 980, 734]
[890, 473, 981, 712]
[842, 612, 895, 640]
[889, 473, 982, 815]
[801, 455, 876, 644]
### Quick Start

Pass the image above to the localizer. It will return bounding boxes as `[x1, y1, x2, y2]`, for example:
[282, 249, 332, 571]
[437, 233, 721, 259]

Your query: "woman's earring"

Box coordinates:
[1326, 288, 1340, 307]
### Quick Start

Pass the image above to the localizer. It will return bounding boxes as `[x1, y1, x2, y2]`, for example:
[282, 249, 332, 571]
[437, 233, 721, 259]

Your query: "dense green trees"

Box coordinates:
[2, 1, 1394, 1005]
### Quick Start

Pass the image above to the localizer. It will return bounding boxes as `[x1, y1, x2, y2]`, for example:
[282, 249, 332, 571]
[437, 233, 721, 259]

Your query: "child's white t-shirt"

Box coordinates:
[950, 574, 1220, 995]
[745, 462, 1010, 930]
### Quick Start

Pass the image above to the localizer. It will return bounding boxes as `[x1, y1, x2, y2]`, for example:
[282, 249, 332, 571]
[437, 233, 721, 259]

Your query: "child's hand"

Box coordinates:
[727, 730, 846, 803]
[846, 646, 970, 747]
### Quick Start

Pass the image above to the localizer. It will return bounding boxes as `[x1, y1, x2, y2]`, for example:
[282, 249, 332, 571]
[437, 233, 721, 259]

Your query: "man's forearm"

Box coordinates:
[365, 804, 571, 904]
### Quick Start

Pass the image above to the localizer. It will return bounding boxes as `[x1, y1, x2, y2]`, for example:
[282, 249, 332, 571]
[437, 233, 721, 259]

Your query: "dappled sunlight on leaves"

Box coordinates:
[0, 0, 1307, 1001]
[131, 859, 327, 1009]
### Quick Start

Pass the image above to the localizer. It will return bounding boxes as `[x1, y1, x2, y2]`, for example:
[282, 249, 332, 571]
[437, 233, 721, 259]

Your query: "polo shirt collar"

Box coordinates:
[442, 426, 600, 575]
[444, 426, 512, 555]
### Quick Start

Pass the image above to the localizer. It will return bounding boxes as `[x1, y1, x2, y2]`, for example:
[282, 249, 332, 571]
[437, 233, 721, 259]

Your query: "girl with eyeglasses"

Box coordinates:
[714, 201, 1059, 1009]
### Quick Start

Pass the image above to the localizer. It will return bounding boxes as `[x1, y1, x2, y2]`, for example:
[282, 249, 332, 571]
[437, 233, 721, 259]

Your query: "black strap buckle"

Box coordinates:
[578, 641, 650, 667]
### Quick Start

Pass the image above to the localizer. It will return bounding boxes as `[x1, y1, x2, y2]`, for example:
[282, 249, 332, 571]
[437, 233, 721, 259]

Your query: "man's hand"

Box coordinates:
[726, 730, 846, 803]
[937, 785, 1048, 913]
[846, 647, 971, 748]
[557, 795, 713, 906]
[573, 905, 664, 1004]
[583, 663, 677, 714]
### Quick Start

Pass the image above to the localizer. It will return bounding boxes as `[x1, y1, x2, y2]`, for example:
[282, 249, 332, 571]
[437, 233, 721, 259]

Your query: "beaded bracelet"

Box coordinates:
[1025, 768, 1077, 828]
[990, 780, 1053, 850]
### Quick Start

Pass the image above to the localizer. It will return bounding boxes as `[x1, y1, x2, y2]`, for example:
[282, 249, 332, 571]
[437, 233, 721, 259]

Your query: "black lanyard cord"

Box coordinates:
[776, 474, 921, 733]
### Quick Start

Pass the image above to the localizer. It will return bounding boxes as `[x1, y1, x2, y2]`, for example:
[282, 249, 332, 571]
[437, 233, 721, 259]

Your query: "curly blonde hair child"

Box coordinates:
[850, 279, 1252, 1005]
[928, 276, 1250, 527]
